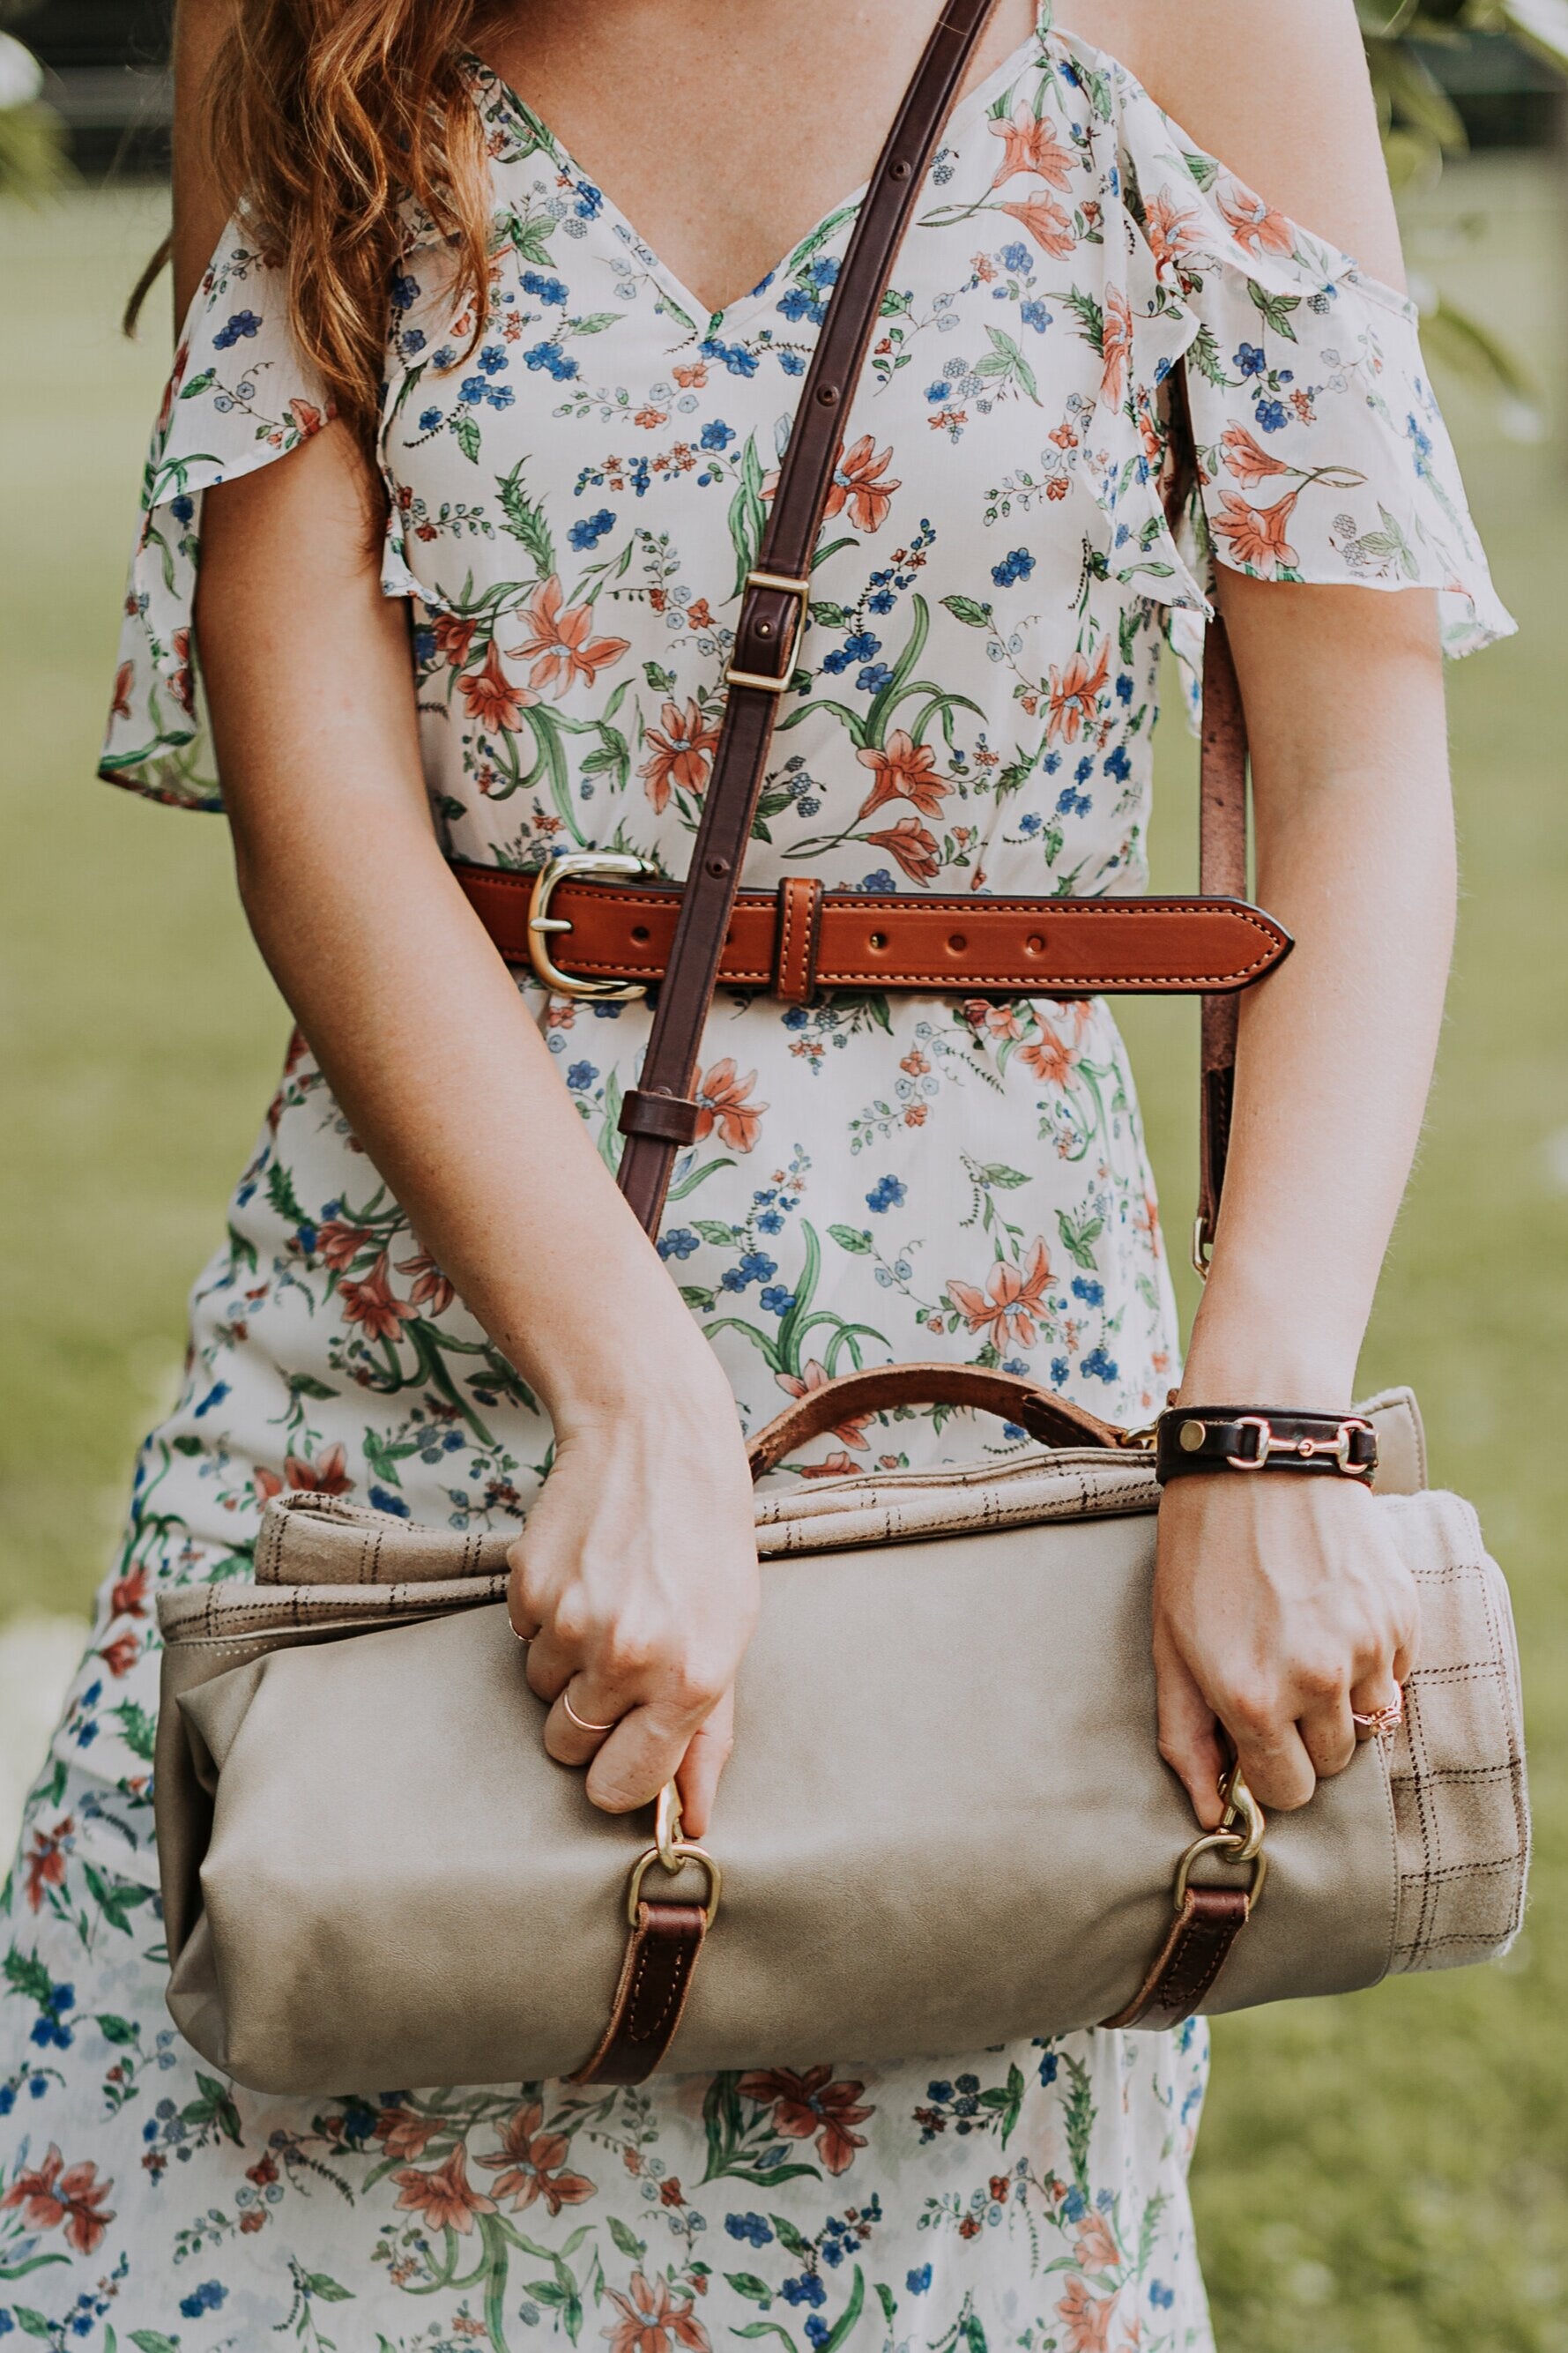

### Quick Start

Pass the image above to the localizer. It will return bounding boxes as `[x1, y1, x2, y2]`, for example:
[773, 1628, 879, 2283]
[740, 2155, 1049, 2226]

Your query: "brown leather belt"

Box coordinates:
[453, 859, 1292, 1005]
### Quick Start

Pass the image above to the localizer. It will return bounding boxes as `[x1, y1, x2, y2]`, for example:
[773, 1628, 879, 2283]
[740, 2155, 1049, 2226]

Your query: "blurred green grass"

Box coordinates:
[2, 166, 1565, 2349]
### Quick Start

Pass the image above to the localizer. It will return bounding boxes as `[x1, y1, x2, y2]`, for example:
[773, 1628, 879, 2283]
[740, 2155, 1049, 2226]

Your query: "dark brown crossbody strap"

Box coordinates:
[615, 0, 1009, 1233]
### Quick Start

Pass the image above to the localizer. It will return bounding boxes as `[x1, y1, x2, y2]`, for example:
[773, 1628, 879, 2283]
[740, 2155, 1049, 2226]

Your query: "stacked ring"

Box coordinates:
[562, 1686, 620, 1738]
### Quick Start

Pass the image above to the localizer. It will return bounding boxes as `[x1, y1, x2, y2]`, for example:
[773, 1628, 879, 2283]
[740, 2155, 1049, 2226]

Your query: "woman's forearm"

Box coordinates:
[1181, 577, 1455, 1403]
[197, 427, 724, 1437]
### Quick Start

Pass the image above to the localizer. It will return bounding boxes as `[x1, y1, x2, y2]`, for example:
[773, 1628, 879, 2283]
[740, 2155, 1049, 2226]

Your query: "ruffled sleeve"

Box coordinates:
[99, 220, 333, 809]
[1092, 37, 1515, 662]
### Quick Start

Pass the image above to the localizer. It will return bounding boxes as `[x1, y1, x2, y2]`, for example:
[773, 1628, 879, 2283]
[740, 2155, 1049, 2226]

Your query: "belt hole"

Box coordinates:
[947, 932, 968, 954]
[1026, 933, 1044, 955]
[632, 924, 650, 944]
[868, 931, 888, 951]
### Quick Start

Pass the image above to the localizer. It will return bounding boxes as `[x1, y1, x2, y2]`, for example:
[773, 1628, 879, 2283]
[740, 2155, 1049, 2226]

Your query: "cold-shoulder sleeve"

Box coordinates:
[1096, 41, 1514, 660]
[99, 221, 333, 809]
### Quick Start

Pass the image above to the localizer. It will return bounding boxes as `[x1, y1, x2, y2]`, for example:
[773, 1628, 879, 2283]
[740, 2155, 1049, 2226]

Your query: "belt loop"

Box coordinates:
[772, 877, 824, 1006]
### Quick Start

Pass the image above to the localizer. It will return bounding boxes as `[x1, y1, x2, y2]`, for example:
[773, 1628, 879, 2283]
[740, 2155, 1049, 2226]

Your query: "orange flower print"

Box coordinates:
[338, 1252, 416, 1342]
[510, 575, 631, 697]
[947, 1236, 1052, 1351]
[398, 1250, 456, 1315]
[458, 639, 533, 733]
[776, 1359, 873, 1453]
[1217, 172, 1296, 259]
[1212, 489, 1300, 577]
[23, 1818, 72, 1913]
[988, 101, 1075, 190]
[97, 1633, 140, 1678]
[1100, 287, 1133, 407]
[603, 2269, 711, 2353]
[799, 1448, 866, 1479]
[866, 815, 941, 883]
[111, 660, 133, 721]
[738, 2066, 874, 2175]
[477, 2100, 596, 2216]
[1, 2145, 115, 2256]
[1019, 1019, 1078, 1088]
[855, 729, 950, 821]
[316, 1218, 370, 1272]
[1000, 193, 1076, 258]
[1141, 190, 1204, 273]
[280, 1442, 353, 1497]
[287, 396, 324, 438]
[823, 434, 902, 534]
[673, 361, 708, 389]
[434, 613, 478, 666]
[392, 2146, 496, 2235]
[169, 626, 195, 716]
[1074, 2206, 1122, 2271]
[1056, 2276, 1117, 2353]
[373, 2105, 443, 2161]
[108, 1560, 150, 1620]
[694, 1059, 768, 1153]
[1046, 642, 1111, 744]
[1221, 424, 1293, 487]
[642, 697, 721, 813]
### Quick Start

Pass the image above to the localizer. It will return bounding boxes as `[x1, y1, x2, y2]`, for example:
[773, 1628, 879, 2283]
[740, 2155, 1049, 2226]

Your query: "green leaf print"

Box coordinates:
[1055, 1208, 1104, 1270]
[266, 1158, 308, 1228]
[607, 2215, 647, 2260]
[186, 2069, 245, 2145]
[726, 2275, 774, 2305]
[820, 2267, 866, 2353]
[569, 312, 622, 337]
[940, 593, 993, 629]
[130, 2333, 181, 2351]
[694, 1220, 744, 1247]
[875, 2284, 897, 2328]
[110, 1700, 157, 1762]
[305, 2275, 355, 2301]
[97, 2013, 138, 2044]
[1246, 279, 1302, 342]
[3, 1946, 55, 2006]
[82, 1864, 152, 1936]
[977, 325, 1041, 406]
[498, 460, 557, 581]
[454, 413, 484, 465]
[732, 2329, 799, 2351]
[728, 435, 768, 600]
[14, 2313, 60, 2342]
[829, 1225, 874, 1254]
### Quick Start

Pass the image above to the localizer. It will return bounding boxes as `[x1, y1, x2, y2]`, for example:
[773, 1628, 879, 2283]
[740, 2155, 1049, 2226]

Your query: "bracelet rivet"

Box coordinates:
[1178, 1419, 1207, 1452]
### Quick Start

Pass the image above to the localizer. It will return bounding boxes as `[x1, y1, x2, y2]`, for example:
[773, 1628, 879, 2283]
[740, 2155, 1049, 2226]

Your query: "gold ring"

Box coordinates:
[1352, 1695, 1405, 1741]
[562, 1684, 619, 1737]
[509, 1620, 537, 1647]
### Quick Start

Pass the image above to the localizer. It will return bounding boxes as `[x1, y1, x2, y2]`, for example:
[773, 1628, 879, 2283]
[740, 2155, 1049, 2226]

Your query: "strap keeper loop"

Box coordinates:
[620, 1088, 702, 1146]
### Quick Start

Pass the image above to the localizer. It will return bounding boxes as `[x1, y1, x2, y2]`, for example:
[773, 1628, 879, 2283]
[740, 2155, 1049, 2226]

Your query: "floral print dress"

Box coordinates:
[4, 10, 1508, 2348]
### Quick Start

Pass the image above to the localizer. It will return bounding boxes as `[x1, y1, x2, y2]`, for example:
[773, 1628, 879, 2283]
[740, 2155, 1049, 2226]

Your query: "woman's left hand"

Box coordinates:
[1151, 1471, 1420, 1829]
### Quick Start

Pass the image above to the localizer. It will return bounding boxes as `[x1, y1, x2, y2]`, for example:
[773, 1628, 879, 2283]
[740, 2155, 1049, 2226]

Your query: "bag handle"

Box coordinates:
[747, 1361, 1132, 1480]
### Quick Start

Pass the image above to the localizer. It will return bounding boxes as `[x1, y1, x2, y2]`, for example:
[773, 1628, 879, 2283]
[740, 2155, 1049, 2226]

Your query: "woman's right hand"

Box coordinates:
[506, 1359, 761, 1839]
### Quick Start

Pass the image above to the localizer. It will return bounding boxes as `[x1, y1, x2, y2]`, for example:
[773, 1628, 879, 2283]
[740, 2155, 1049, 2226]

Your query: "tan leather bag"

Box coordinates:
[151, 0, 1528, 2093]
[152, 1374, 1527, 2096]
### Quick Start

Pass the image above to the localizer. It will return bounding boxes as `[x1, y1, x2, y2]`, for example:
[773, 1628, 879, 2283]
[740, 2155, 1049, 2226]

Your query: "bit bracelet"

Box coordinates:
[1155, 1407, 1379, 1486]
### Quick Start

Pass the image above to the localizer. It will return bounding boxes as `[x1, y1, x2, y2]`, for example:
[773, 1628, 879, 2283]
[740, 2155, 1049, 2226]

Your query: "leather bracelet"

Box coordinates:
[1155, 1407, 1378, 1486]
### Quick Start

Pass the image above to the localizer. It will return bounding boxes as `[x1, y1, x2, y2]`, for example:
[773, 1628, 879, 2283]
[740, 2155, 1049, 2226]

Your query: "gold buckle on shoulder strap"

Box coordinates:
[725, 570, 813, 694]
[527, 851, 651, 1001]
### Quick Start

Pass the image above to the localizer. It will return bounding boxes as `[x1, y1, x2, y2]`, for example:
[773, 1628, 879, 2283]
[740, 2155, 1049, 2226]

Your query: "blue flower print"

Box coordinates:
[1080, 1345, 1119, 1384]
[1255, 397, 1289, 432]
[907, 2266, 933, 2296]
[725, 2213, 775, 2247]
[991, 547, 1036, 587]
[658, 1228, 700, 1261]
[759, 1284, 797, 1315]
[1000, 242, 1033, 275]
[368, 1484, 411, 1518]
[866, 1175, 906, 1212]
[524, 341, 579, 381]
[1071, 1276, 1104, 1307]
[782, 2276, 826, 2310]
[179, 2282, 227, 2319]
[565, 1061, 598, 1091]
[568, 509, 617, 550]
[211, 309, 261, 350]
[700, 419, 736, 451]
[521, 269, 568, 307]
[1150, 2282, 1175, 2311]
[477, 344, 509, 376]
[1234, 341, 1267, 377]
[1020, 298, 1053, 332]
[418, 406, 443, 433]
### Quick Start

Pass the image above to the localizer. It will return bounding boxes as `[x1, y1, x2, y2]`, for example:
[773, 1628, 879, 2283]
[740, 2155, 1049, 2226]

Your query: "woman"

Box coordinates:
[2, 0, 1509, 2339]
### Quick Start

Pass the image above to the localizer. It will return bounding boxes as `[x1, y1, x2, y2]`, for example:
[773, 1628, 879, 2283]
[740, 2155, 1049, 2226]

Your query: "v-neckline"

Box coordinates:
[464, 5, 1061, 338]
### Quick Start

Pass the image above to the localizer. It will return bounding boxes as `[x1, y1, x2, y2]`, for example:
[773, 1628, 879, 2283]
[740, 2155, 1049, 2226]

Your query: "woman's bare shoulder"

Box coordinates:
[1057, 0, 1405, 287]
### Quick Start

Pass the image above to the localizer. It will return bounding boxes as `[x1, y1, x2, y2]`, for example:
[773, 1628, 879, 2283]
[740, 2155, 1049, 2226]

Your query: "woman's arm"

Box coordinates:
[195, 426, 759, 1837]
[1082, 0, 1445, 1823]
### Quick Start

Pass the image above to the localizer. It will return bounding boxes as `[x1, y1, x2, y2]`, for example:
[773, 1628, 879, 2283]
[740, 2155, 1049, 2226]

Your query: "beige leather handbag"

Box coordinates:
[154, 1370, 1527, 2096]
[151, 0, 1527, 2095]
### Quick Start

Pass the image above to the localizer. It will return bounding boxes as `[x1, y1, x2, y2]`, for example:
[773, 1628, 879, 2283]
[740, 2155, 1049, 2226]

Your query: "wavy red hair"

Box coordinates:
[181, 0, 494, 464]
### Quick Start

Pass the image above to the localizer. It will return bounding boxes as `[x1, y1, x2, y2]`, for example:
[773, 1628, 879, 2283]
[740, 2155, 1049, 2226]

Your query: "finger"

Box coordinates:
[585, 1700, 707, 1817]
[1298, 1687, 1356, 1781]
[544, 1677, 628, 1768]
[1227, 1716, 1317, 1813]
[1349, 1665, 1406, 1746]
[675, 1687, 735, 1840]
[1154, 1627, 1228, 1830]
[522, 1626, 581, 1706]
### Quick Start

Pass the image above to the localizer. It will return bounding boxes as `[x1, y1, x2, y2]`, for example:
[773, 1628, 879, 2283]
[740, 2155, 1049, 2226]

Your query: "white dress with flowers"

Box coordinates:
[4, 10, 1507, 2346]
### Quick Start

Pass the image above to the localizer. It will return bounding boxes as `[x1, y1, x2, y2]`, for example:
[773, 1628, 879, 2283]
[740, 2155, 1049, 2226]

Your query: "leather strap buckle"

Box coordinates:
[725, 570, 812, 694]
[527, 850, 651, 1000]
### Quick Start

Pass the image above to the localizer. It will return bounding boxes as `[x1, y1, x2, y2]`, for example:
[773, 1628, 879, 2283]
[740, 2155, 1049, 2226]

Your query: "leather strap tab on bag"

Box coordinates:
[1101, 1886, 1252, 2029]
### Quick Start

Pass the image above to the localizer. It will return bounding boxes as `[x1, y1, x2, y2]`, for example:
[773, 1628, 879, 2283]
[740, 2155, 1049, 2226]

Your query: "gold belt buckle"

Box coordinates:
[526, 850, 652, 1002]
